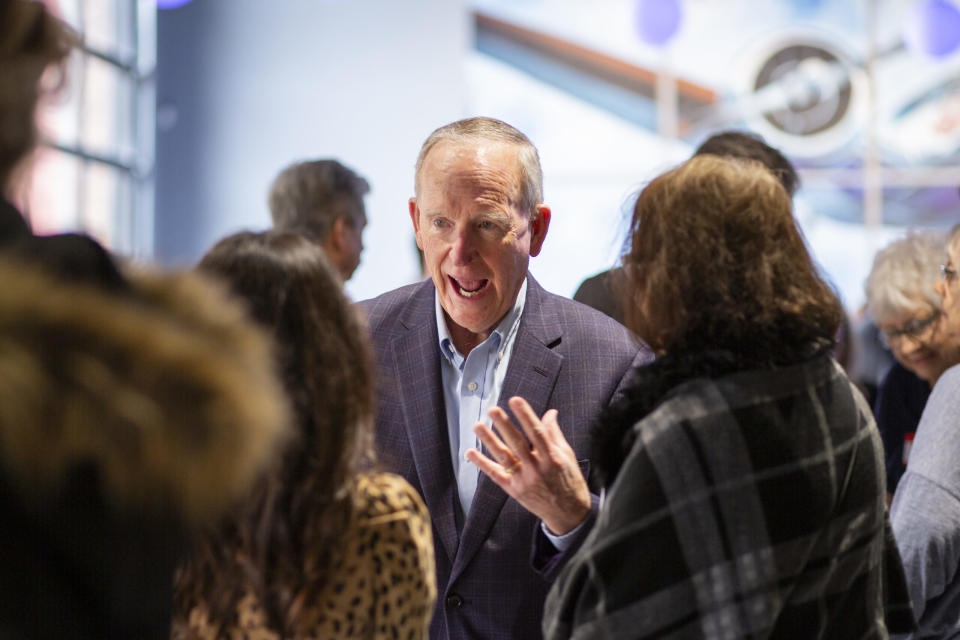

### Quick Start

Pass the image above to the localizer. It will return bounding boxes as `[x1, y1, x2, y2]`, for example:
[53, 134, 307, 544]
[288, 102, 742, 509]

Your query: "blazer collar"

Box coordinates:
[389, 279, 460, 563]
[453, 275, 565, 576]
[390, 275, 566, 574]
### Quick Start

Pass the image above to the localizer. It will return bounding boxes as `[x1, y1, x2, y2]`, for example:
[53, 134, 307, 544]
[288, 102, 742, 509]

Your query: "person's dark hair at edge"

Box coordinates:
[0, 0, 75, 195]
[694, 130, 799, 197]
[176, 230, 376, 633]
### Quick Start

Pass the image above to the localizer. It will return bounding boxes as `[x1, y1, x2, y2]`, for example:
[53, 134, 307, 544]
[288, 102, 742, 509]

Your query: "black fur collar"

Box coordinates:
[590, 345, 830, 489]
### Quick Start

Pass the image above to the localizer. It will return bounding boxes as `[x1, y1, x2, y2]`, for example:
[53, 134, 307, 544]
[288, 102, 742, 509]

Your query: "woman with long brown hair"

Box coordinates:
[174, 231, 435, 639]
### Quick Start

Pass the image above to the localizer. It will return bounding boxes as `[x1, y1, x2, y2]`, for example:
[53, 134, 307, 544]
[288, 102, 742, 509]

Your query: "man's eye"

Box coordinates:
[479, 220, 495, 230]
[432, 219, 448, 228]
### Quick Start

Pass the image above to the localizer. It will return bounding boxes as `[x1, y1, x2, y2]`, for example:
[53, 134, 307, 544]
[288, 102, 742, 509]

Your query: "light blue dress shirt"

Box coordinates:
[435, 281, 583, 550]
[436, 280, 526, 519]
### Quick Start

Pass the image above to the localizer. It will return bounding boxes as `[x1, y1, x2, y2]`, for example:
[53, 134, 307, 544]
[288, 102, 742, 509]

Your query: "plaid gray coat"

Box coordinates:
[543, 354, 914, 639]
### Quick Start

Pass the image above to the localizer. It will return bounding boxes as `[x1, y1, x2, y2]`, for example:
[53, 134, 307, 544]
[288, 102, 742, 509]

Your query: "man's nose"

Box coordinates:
[450, 229, 477, 265]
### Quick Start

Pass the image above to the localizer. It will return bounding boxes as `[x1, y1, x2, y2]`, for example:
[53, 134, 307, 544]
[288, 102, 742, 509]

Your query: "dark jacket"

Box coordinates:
[0, 256, 290, 640]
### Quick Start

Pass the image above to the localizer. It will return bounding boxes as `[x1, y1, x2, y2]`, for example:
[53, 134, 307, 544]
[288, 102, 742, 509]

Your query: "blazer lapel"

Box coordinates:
[453, 277, 563, 577]
[390, 285, 460, 565]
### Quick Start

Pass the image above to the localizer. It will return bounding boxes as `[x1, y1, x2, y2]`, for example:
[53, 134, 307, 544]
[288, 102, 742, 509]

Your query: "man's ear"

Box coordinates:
[409, 198, 424, 250]
[330, 216, 350, 251]
[528, 204, 551, 257]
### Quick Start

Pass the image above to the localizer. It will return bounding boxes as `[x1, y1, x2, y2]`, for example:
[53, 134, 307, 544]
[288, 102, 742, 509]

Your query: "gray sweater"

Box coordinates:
[892, 363, 960, 639]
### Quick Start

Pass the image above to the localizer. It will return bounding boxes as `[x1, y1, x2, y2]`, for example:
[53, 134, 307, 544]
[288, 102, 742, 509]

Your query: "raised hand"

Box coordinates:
[466, 396, 590, 535]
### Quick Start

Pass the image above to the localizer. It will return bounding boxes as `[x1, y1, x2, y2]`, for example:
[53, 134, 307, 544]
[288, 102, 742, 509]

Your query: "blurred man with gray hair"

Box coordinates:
[268, 159, 369, 281]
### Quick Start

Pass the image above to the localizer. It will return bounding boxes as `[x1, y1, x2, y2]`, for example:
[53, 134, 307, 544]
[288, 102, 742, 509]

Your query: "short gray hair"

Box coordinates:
[865, 230, 947, 321]
[268, 159, 369, 241]
[414, 117, 543, 215]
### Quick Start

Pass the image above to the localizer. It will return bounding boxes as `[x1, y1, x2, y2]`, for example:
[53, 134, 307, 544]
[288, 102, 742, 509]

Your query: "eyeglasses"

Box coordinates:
[880, 309, 942, 348]
[942, 264, 958, 283]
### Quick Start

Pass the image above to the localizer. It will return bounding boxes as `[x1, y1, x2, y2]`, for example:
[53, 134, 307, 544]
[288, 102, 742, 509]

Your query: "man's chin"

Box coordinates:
[442, 305, 498, 336]
[449, 314, 492, 335]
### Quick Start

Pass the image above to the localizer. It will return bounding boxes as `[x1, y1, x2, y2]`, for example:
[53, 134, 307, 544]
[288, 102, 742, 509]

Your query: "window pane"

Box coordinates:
[83, 0, 135, 62]
[25, 148, 82, 236]
[82, 162, 129, 250]
[81, 53, 135, 163]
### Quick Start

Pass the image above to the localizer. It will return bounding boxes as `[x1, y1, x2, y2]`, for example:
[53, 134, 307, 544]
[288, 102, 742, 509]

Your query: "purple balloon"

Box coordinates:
[157, 0, 194, 9]
[904, 0, 960, 58]
[635, 0, 683, 47]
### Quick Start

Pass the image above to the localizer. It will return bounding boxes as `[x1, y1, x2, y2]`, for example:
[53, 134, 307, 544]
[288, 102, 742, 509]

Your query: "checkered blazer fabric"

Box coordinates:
[543, 353, 915, 640]
[359, 275, 651, 640]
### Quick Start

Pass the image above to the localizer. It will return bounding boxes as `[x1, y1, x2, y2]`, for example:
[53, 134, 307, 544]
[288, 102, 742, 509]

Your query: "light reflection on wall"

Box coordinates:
[468, 0, 960, 310]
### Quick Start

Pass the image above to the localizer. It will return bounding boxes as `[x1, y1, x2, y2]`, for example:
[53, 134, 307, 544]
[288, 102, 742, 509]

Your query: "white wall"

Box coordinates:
[155, 0, 468, 298]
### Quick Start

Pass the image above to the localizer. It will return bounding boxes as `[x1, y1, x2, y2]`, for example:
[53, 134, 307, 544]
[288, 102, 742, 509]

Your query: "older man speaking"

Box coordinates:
[360, 117, 649, 640]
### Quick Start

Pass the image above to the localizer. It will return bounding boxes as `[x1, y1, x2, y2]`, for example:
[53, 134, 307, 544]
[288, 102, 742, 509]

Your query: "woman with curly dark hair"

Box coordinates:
[473, 155, 915, 638]
[173, 231, 435, 640]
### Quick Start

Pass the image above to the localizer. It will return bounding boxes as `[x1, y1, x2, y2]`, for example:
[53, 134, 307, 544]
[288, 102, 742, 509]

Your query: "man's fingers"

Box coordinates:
[465, 447, 515, 487]
[488, 405, 533, 462]
[473, 422, 518, 467]
[507, 396, 552, 451]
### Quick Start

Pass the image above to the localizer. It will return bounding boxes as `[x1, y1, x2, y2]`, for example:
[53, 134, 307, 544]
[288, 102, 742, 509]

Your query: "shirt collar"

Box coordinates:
[436, 278, 528, 365]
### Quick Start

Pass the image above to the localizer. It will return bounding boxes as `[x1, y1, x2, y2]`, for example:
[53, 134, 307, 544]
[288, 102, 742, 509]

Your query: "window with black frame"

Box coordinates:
[22, 0, 155, 256]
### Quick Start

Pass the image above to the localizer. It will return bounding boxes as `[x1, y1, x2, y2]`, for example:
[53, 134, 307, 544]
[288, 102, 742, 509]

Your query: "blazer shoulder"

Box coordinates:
[357, 280, 432, 334]
[543, 287, 638, 347]
[525, 282, 652, 375]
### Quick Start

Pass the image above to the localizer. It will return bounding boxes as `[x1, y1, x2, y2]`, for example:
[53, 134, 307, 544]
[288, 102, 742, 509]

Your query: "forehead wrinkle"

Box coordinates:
[420, 141, 525, 210]
[447, 166, 517, 204]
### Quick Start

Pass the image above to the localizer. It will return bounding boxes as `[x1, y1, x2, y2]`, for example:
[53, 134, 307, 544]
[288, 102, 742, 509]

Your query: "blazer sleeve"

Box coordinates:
[532, 339, 651, 581]
[531, 492, 600, 581]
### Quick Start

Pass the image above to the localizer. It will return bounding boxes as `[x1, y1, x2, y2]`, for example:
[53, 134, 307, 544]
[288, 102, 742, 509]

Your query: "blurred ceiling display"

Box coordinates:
[471, 0, 960, 228]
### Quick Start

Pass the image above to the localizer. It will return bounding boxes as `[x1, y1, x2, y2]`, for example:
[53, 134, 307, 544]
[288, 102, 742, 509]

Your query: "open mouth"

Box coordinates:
[449, 276, 489, 299]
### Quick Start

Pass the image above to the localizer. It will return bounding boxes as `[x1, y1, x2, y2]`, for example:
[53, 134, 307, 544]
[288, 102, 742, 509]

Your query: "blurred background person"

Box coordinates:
[891, 222, 960, 639]
[268, 159, 369, 282]
[0, 0, 73, 240]
[519, 155, 913, 639]
[864, 231, 959, 501]
[0, 243, 288, 639]
[848, 305, 897, 410]
[572, 130, 799, 326]
[174, 231, 435, 640]
[0, 3, 290, 638]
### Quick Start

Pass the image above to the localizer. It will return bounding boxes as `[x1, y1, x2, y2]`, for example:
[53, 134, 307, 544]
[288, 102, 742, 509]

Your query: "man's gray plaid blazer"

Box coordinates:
[360, 275, 649, 640]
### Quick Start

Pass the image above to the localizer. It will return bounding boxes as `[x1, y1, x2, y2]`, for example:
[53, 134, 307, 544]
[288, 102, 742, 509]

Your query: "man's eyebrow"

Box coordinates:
[478, 210, 513, 224]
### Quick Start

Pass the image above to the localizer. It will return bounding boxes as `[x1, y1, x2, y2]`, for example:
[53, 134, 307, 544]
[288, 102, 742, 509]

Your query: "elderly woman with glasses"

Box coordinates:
[865, 231, 960, 500]
[891, 222, 960, 639]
